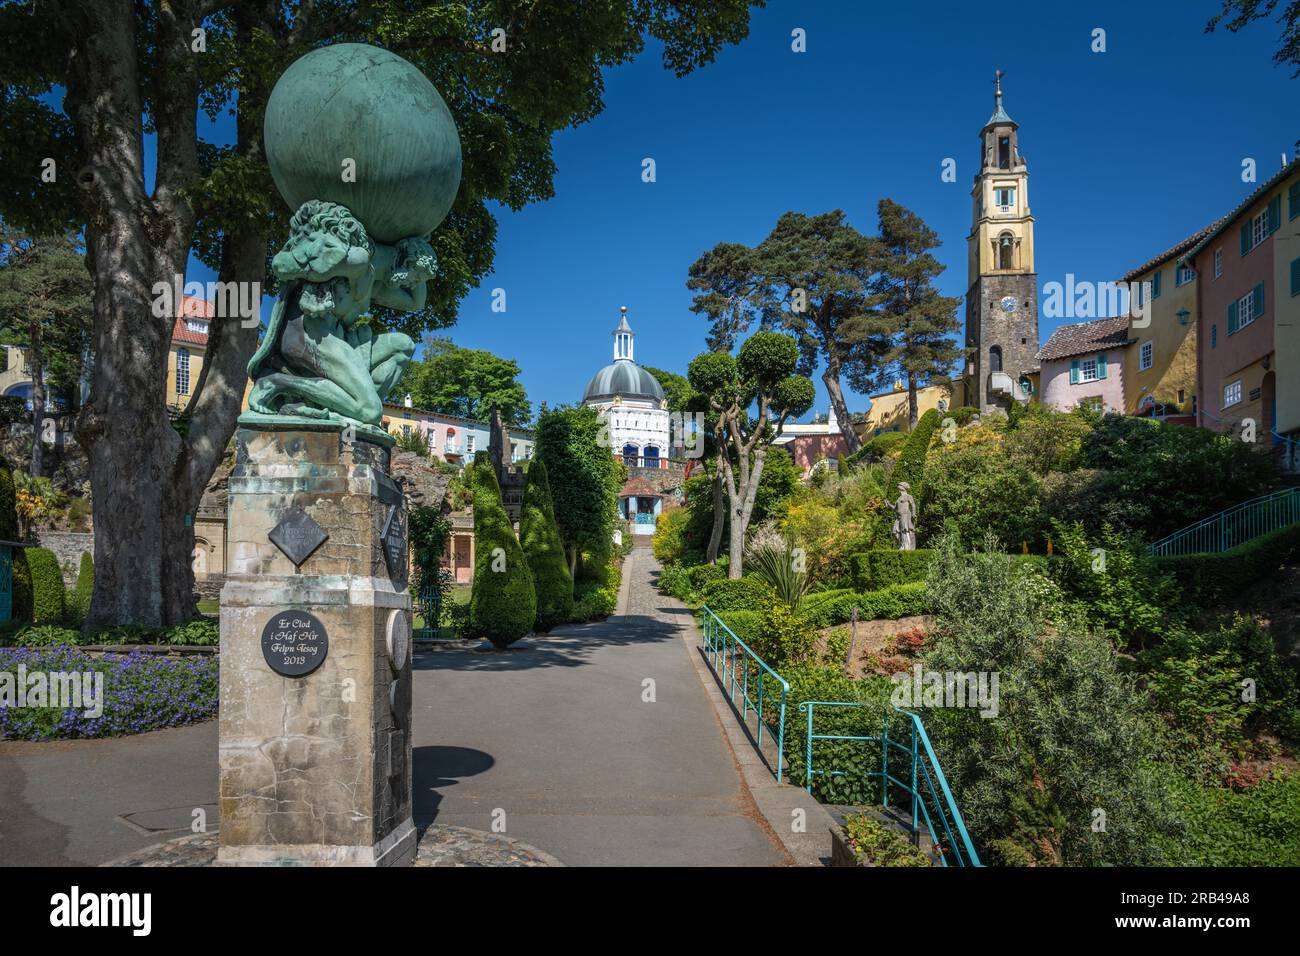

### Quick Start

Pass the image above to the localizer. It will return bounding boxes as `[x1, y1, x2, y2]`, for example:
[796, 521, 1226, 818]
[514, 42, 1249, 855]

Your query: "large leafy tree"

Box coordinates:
[533, 404, 625, 577]
[688, 210, 882, 454]
[1207, 1, 1300, 76]
[399, 336, 530, 426]
[856, 199, 963, 430]
[0, 226, 93, 477]
[0, 0, 761, 626]
[687, 331, 814, 578]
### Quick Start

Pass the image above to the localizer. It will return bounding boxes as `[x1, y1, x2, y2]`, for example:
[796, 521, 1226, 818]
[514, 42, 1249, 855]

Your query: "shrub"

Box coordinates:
[571, 560, 620, 622]
[519, 460, 574, 631]
[716, 608, 762, 646]
[27, 547, 64, 625]
[1080, 415, 1276, 541]
[656, 562, 695, 601]
[842, 813, 932, 867]
[1154, 522, 1300, 611]
[885, 408, 940, 506]
[745, 522, 810, 610]
[752, 597, 816, 666]
[849, 549, 934, 591]
[700, 576, 776, 613]
[921, 533, 1184, 866]
[798, 582, 929, 629]
[66, 552, 93, 625]
[652, 504, 691, 565]
[947, 406, 980, 426]
[1004, 406, 1093, 475]
[10, 624, 84, 647]
[0, 466, 18, 540]
[0, 646, 219, 740]
[920, 441, 1045, 549]
[11, 548, 31, 623]
[1163, 770, 1300, 866]
[688, 562, 726, 591]
[849, 431, 907, 466]
[468, 454, 536, 647]
[164, 618, 219, 646]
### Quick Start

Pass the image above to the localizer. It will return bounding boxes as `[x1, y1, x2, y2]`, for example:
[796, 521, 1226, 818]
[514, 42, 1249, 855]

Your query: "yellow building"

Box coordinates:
[166, 295, 213, 412]
[857, 380, 958, 436]
[1118, 222, 1218, 416]
[1275, 173, 1300, 443]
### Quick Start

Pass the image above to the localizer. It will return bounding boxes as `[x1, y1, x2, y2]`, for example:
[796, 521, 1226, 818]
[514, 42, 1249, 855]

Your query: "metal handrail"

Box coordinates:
[699, 605, 789, 782]
[1147, 486, 1300, 557]
[800, 699, 982, 867]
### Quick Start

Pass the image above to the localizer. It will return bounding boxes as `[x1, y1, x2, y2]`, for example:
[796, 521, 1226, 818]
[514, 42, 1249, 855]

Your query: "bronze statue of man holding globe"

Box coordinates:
[240, 42, 462, 444]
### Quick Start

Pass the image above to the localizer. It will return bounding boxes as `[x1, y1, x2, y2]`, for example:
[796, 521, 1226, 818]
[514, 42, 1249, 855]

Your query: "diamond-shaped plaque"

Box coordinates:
[268, 506, 328, 569]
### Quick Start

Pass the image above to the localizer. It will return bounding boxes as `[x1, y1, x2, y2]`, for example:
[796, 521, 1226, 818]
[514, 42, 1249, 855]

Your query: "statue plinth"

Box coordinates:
[217, 426, 414, 866]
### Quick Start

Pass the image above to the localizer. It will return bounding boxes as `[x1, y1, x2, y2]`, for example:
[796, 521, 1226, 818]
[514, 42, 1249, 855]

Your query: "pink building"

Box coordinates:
[1037, 317, 1131, 414]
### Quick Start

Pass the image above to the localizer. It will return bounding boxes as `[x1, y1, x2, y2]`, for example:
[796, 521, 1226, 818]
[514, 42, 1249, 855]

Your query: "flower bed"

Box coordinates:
[0, 646, 219, 741]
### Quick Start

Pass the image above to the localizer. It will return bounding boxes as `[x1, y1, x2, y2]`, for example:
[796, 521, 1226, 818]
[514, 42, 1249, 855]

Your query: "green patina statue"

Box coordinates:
[240, 43, 462, 445]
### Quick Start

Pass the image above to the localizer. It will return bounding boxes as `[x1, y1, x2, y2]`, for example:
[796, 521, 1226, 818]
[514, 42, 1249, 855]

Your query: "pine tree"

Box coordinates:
[519, 459, 574, 630]
[859, 199, 964, 429]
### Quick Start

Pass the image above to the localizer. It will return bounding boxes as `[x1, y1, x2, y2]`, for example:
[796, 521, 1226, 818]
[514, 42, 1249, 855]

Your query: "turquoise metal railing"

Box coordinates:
[801, 700, 982, 867]
[700, 605, 789, 782]
[1147, 486, 1300, 557]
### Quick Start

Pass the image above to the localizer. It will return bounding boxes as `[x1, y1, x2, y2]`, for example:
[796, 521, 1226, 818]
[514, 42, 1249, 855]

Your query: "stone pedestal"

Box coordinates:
[217, 426, 414, 866]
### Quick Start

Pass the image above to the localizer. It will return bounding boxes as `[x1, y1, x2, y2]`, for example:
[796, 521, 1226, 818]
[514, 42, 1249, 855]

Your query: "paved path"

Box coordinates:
[0, 549, 787, 867]
[414, 547, 788, 866]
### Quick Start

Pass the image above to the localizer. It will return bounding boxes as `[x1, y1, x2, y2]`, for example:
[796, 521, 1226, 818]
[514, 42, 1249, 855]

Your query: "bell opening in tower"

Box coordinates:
[998, 136, 1010, 169]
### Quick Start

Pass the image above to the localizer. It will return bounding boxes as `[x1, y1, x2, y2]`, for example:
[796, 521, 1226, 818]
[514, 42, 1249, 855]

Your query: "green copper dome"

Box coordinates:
[582, 362, 665, 404]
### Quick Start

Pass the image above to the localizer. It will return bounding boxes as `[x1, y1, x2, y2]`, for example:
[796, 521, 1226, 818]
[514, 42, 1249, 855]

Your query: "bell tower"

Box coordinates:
[963, 70, 1038, 412]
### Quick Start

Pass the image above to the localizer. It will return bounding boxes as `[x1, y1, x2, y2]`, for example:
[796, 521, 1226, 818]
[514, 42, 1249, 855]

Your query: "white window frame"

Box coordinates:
[1223, 379, 1243, 408]
[185, 319, 208, 334]
[1248, 210, 1269, 251]
[466, 434, 475, 454]
[176, 348, 190, 396]
[1175, 264, 1195, 286]
[994, 186, 1015, 213]
[1213, 248, 1222, 279]
[1237, 290, 1257, 331]
[1079, 358, 1099, 383]
[1139, 341, 1153, 371]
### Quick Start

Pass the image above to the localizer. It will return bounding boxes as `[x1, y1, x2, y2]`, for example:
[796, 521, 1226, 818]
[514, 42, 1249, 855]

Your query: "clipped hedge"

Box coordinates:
[1153, 522, 1300, 610]
[12, 548, 31, 623]
[716, 609, 762, 646]
[519, 460, 574, 631]
[67, 552, 94, 625]
[849, 549, 935, 591]
[468, 454, 536, 647]
[27, 546, 65, 625]
[886, 408, 941, 505]
[688, 562, 727, 591]
[700, 576, 777, 613]
[798, 581, 929, 629]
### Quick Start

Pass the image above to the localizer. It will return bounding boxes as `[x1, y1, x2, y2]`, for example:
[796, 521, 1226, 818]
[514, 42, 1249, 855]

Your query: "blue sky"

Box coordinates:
[187, 0, 1298, 421]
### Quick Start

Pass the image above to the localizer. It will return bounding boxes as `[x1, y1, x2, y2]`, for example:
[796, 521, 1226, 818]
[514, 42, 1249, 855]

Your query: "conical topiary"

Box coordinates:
[468, 452, 536, 648]
[519, 459, 573, 631]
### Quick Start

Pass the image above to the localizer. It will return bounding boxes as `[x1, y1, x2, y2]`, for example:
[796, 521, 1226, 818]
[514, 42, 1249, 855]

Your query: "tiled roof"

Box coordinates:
[1036, 316, 1132, 362]
[171, 295, 212, 346]
[1119, 218, 1226, 282]
[1182, 162, 1300, 264]
[618, 477, 659, 498]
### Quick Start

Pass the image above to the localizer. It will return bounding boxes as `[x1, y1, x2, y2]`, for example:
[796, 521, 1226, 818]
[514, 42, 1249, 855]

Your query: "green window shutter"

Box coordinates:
[1152, 271, 1162, 298]
[1268, 196, 1281, 234]
[1097, 354, 1108, 379]
[1290, 182, 1300, 220]
[1291, 257, 1300, 297]
[1227, 299, 1239, 334]
[1241, 223, 1251, 256]
[1253, 280, 1265, 317]
[1069, 359, 1080, 384]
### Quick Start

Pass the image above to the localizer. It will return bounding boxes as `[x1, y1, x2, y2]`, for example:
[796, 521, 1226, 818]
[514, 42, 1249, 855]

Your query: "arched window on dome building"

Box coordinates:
[642, 445, 660, 469]
[622, 443, 639, 468]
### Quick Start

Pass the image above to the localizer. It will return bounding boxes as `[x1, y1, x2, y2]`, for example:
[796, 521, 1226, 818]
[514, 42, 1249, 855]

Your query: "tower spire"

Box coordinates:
[612, 305, 634, 362]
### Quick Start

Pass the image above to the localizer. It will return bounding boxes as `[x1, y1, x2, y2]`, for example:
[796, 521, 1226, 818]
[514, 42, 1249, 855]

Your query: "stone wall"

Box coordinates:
[35, 530, 93, 585]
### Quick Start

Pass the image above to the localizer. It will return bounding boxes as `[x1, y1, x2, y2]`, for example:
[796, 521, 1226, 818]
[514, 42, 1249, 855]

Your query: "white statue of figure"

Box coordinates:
[892, 481, 917, 551]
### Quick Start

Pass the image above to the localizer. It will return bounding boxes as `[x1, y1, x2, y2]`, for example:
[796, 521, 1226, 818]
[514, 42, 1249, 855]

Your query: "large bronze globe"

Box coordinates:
[264, 43, 462, 244]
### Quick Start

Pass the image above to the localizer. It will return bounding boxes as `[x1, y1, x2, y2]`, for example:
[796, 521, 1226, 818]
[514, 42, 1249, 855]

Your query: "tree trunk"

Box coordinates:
[907, 372, 919, 430]
[28, 321, 45, 478]
[822, 364, 861, 453]
[59, 0, 200, 628]
[706, 467, 725, 564]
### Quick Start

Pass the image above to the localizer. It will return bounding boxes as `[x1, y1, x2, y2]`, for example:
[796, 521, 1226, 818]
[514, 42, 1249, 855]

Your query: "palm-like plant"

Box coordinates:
[744, 521, 811, 610]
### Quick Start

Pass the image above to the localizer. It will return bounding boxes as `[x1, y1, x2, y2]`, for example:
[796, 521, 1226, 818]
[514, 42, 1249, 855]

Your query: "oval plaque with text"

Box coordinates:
[261, 610, 329, 677]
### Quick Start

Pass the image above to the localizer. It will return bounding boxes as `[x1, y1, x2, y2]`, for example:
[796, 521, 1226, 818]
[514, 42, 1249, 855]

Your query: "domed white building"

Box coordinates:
[581, 307, 683, 536]
[581, 307, 671, 468]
